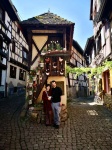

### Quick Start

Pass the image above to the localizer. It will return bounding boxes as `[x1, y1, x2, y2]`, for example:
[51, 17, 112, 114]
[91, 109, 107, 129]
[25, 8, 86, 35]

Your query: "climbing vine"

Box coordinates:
[66, 61, 112, 79]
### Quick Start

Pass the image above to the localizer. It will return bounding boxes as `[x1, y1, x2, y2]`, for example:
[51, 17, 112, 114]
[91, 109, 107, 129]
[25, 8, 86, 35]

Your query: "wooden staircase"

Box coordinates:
[33, 73, 48, 103]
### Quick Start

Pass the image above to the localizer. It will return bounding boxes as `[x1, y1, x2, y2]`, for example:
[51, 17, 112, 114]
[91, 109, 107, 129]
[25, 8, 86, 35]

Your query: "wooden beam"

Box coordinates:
[27, 30, 32, 69]
[32, 29, 64, 34]
[32, 39, 40, 54]
[31, 54, 39, 66]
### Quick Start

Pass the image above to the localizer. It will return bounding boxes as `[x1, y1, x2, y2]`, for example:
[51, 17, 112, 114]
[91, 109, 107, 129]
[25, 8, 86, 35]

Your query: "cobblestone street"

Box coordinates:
[0, 96, 112, 150]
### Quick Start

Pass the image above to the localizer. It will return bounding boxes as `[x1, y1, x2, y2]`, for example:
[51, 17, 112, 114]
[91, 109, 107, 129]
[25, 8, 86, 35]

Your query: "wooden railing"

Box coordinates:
[33, 73, 48, 103]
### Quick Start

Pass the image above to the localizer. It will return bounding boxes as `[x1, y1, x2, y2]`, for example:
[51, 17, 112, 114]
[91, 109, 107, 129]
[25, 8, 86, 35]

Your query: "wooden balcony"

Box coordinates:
[42, 50, 70, 76]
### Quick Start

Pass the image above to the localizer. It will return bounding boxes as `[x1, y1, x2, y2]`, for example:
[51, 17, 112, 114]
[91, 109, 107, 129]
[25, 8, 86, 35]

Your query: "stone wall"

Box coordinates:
[103, 94, 112, 111]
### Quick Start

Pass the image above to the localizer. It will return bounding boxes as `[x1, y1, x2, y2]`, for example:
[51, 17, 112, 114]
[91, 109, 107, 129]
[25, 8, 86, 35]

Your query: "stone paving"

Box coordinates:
[0, 95, 112, 150]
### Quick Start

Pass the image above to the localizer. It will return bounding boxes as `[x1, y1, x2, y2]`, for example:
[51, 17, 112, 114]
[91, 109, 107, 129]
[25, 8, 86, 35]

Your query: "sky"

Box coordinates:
[11, 0, 93, 50]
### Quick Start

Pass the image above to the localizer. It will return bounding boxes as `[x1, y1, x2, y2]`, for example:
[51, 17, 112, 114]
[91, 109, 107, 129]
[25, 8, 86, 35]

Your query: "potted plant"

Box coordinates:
[29, 74, 33, 83]
[39, 57, 44, 68]
[41, 48, 47, 55]
[55, 42, 62, 50]
[30, 70, 36, 76]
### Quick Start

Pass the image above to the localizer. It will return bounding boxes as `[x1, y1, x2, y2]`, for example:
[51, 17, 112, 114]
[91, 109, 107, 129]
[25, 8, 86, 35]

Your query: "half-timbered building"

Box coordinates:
[89, 0, 112, 96]
[20, 11, 74, 105]
[67, 40, 88, 98]
[0, 0, 29, 98]
[84, 36, 97, 95]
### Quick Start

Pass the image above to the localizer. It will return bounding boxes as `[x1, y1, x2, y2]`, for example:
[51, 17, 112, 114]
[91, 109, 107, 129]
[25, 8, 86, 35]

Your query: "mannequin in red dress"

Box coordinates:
[42, 84, 53, 126]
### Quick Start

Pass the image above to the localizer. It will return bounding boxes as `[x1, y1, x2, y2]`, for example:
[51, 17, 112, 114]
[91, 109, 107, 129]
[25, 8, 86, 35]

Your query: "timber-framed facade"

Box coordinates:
[0, 0, 29, 98]
[21, 12, 75, 105]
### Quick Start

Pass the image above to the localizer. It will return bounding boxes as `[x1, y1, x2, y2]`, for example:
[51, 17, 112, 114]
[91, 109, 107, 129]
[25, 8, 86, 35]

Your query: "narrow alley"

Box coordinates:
[0, 95, 112, 150]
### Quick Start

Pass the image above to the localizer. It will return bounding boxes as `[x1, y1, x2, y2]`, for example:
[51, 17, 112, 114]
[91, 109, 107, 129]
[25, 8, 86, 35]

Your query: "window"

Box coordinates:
[0, 7, 5, 21]
[0, 7, 3, 21]
[12, 41, 15, 53]
[0, 69, 1, 86]
[10, 65, 16, 78]
[22, 47, 28, 60]
[98, 34, 102, 51]
[17, 27, 20, 35]
[19, 69, 26, 81]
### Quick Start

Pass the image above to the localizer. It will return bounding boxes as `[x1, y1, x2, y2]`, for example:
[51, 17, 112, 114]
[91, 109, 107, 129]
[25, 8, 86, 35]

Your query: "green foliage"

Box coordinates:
[66, 61, 112, 79]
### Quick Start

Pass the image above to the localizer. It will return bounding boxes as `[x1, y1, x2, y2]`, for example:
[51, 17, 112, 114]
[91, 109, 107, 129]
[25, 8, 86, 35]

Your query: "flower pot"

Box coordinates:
[63, 48, 66, 51]
[46, 72, 50, 75]
[37, 72, 39, 75]
[40, 77, 42, 80]
[60, 72, 64, 75]
[29, 83, 33, 87]
[29, 100, 32, 105]
[99, 75, 102, 79]
[39, 62, 44, 68]
[53, 66, 57, 68]
[41, 52, 46, 56]
[33, 76, 36, 81]
[29, 91, 33, 95]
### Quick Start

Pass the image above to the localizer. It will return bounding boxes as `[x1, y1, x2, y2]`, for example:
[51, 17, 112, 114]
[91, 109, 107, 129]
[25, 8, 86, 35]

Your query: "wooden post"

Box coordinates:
[27, 30, 32, 70]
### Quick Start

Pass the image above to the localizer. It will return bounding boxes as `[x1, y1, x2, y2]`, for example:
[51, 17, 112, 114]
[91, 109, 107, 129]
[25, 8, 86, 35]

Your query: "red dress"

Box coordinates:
[42, 90, 52, 125]
[42, 90, 52, 112]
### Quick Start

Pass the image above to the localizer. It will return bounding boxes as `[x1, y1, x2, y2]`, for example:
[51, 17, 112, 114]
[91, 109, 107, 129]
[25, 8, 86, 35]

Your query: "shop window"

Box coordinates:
[19, 69, 26, 81]
[10, 65, 16, 78]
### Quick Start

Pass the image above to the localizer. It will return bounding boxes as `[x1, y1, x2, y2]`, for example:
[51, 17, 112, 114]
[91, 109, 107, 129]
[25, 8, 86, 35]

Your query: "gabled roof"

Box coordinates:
[21, 11, 74, 25]
[84, 36, 94, 53]
[73, 40, 84, 55]
[1, 0, 20, 21]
